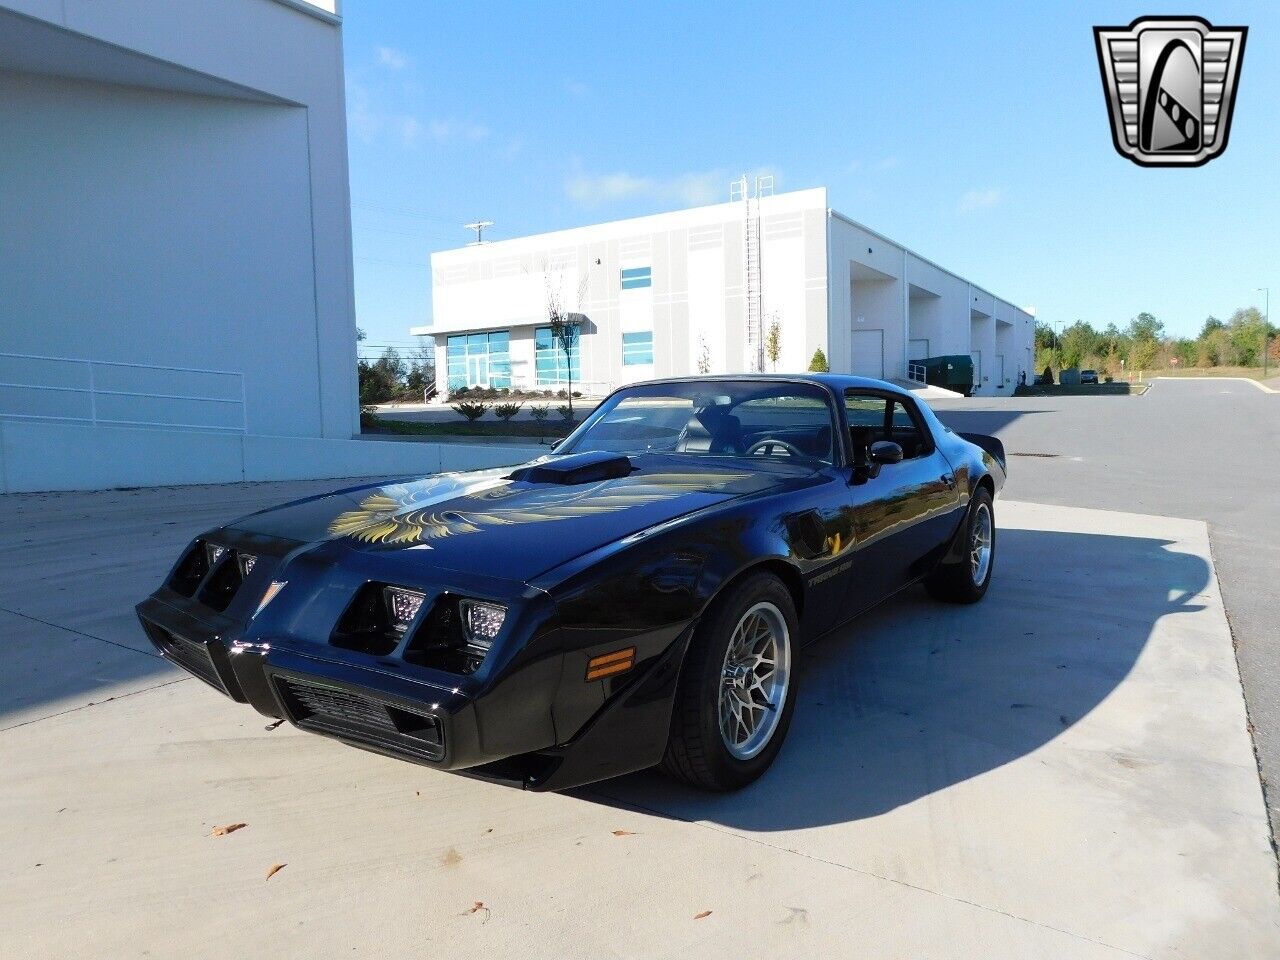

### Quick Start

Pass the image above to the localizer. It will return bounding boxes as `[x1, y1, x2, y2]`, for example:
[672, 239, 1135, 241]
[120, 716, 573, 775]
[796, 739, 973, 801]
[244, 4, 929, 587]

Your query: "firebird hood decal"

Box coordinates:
[327, 470, 754, 545]
[228, 454, 812, 582]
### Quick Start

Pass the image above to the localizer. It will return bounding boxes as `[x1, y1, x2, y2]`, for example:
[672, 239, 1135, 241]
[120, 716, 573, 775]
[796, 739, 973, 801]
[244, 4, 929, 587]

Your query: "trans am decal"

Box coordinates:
[328, 470, 753, 545]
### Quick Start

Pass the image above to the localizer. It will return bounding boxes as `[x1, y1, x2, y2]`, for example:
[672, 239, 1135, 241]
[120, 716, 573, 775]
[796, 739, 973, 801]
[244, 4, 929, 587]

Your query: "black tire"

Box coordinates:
[660, 573, 799, 791]
[925, 486, 995, 604]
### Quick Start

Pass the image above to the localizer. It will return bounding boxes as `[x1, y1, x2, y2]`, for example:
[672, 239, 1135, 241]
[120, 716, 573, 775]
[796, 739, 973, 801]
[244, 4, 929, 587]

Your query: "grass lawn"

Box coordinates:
[362, 415, 577, 440]
[1147, 366, 1279, 381]
[1016, 382, 1148, 397]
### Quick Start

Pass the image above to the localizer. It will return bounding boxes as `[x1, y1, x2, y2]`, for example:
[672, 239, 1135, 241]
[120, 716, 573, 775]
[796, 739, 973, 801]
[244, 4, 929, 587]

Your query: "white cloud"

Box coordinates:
[566, 166, 777, 208]
[400, 117, 424, 144]
[958, 188, 1002, 211]
[423, 119, 490, 143]
[376, 46, 409, 70]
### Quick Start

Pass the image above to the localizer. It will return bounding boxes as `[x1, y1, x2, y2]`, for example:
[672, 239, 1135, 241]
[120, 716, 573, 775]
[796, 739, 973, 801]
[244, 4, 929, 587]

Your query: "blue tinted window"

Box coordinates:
[622, 331, 654, 366]
[445, 330, 511, 389]
[621, 266, 652, 290]
[535, 324, 581, 386]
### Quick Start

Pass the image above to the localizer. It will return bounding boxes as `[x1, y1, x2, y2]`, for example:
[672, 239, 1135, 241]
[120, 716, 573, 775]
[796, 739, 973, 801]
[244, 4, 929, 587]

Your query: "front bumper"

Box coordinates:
[136, 593, 690, 790]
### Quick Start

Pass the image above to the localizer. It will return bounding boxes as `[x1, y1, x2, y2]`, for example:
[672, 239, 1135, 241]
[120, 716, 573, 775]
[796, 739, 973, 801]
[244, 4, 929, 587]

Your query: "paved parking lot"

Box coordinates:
[2, 435, 1278, 957]
[931, 377, 1280, 836]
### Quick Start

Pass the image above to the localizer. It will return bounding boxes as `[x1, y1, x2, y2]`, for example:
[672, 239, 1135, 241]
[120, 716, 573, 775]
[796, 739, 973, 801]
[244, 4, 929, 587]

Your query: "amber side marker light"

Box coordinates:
[586, 647, 636, 681]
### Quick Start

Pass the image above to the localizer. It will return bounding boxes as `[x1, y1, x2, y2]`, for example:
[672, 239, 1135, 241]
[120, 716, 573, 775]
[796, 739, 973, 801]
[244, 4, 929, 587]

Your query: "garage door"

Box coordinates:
[851, 330, 884, 379]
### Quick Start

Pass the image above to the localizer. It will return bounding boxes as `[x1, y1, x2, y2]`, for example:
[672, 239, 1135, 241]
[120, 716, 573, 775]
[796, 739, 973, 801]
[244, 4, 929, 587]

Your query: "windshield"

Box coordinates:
[561, 380, 838, 465]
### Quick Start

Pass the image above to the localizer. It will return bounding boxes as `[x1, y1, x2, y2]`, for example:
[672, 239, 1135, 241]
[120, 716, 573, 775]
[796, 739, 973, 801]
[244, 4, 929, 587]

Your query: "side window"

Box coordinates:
[844, 393, 889, 465]
[888, 399, 931, 459]
[844, 392, 932, 461]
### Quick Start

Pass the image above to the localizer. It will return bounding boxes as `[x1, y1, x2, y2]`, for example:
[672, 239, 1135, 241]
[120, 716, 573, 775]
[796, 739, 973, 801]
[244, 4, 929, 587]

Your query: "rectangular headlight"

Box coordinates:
[384, 586, 426, 632]
[459, 599, 506, 651]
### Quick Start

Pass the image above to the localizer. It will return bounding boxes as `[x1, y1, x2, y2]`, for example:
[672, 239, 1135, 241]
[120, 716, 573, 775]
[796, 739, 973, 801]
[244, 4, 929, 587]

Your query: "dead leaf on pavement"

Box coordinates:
[440, 847, 462, 867]
[693, 910, 712, 920]
[466, 901, 491, 923]
[265, 863, 287, 881]
[211, 823, 247, 837]
[611, 830, 636, 837]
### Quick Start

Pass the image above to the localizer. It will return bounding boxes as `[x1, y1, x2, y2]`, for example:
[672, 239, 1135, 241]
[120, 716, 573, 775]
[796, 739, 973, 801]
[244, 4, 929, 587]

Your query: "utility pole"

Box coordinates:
[464, 220, 494, 245]
[1258, 287, 1271, 378]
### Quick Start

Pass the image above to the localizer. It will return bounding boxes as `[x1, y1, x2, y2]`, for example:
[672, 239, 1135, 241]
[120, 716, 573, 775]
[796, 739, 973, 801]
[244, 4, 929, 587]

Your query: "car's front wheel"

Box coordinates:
[661, 573, 799, 791]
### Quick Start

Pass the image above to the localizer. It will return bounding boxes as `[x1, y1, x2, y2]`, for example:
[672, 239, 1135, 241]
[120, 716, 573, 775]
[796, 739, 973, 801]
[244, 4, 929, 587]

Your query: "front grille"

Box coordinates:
[281, 678, 399, 734]
[274, 675, 443, 761]
[150, 625, 227, 694]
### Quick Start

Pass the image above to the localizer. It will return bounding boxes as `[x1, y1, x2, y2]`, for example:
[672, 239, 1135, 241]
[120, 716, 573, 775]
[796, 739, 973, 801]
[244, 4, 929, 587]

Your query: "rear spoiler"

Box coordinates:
[958, 432, 1006, 471]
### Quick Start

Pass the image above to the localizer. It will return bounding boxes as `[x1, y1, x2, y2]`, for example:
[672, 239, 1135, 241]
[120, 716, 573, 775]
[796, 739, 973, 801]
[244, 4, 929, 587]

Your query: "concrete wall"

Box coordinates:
[0, 419, 542, 493]
[0, 0, 362, 488]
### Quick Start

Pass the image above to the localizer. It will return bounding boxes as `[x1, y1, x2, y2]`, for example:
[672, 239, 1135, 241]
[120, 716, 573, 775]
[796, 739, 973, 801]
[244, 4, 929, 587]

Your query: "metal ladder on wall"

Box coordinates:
[731, 175, 773, 373]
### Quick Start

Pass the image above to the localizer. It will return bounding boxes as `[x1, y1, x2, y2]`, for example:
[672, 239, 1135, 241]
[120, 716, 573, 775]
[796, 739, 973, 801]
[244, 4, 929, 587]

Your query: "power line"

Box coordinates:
[354, 255, 432, 268]
[351, 199, 462, 226]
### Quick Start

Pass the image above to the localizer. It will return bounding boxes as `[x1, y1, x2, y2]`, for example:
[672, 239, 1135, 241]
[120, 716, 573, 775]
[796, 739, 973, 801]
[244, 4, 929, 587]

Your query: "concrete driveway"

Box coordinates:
[1, 478, 1276, 958]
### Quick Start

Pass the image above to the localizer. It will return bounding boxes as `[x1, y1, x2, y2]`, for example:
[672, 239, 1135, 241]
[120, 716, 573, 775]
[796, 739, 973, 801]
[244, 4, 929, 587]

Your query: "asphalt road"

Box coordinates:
[930, 378, 1280, 839]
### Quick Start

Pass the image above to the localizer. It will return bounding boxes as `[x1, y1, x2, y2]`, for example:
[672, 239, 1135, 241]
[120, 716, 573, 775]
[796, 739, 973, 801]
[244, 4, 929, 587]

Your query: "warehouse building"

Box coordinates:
[416, 186, 1034, 398]
[0, 0, 465, 492]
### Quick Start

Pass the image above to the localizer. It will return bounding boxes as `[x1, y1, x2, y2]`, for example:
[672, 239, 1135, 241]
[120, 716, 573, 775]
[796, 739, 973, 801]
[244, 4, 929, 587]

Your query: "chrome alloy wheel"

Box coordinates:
[718, 601, 791, 760]
[970, 501, 993, 586]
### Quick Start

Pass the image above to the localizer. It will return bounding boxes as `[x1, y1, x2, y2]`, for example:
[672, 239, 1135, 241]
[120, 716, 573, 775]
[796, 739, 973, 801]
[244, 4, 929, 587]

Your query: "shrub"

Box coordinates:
[493, 402, 523, 421]
[1041, 365, 1055, 385]
[807, 347, 829, 373]
[556, 404, 574, 421]
[451, 401, 489, 421]
[529, 405, 549, 421]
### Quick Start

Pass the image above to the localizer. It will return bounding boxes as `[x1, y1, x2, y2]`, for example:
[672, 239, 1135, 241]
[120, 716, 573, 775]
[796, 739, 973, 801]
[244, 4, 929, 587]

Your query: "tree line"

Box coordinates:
[357, 329, 435, 406]
[1037, 306, 1277, 376]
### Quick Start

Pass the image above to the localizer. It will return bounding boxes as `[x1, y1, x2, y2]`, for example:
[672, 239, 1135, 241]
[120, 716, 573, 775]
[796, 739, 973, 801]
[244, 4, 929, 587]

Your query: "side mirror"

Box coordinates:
[549, 439, 563, 451]
[850, 440, 904, 484]
[869, 440, 903, 466]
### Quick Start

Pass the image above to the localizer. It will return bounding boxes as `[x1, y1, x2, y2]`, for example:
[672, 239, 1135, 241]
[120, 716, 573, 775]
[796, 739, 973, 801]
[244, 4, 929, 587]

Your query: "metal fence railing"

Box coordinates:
[0, 352, 247, 433]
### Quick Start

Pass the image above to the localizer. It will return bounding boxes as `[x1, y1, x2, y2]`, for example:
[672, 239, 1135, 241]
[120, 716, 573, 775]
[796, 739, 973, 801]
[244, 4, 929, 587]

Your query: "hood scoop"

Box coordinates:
[508, 450, 635, 485]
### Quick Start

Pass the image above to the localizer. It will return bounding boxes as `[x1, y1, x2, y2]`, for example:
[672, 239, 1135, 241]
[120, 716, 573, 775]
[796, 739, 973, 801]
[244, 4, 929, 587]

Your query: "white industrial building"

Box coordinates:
[0, 0, 477, 492]
[417, 186, 1034, 398]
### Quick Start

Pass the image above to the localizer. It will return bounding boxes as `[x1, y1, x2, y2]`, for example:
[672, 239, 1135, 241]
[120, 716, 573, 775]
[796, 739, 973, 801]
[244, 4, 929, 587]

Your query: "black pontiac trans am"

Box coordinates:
[137, 375, 1005, 792]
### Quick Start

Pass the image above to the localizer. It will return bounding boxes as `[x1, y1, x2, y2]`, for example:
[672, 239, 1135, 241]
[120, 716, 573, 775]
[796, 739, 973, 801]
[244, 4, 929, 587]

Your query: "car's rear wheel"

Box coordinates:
[661, 573, 798, 791]
[924, 486, 995, 604]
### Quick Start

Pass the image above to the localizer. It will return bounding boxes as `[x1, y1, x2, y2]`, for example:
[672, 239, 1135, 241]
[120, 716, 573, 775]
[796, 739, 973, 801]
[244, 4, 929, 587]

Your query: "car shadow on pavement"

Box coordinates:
[932, 408, 1050, 437]
[580, 527, 1211, 830]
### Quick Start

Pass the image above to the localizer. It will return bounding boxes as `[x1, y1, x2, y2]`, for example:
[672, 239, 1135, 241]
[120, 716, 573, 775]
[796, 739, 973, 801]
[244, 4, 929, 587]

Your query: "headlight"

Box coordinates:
[459, 599, 506, 651]
[238, 553, 257, 577]
[384, 586, 426, 632]
[205, 542, 227, 566]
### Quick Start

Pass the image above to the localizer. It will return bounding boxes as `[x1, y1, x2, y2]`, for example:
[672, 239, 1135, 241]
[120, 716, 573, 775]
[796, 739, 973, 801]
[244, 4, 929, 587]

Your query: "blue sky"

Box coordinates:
[343, 1, 1278, 355]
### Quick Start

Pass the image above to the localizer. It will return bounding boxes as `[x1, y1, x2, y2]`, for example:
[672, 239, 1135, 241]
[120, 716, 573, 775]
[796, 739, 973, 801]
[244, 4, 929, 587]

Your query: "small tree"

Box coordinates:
[807, 347, 829, 373]
[493, 402, 523, 421]
[697, 337, 712, 375]
[546, 285, 581, 418]
[765, 315, 782, 371]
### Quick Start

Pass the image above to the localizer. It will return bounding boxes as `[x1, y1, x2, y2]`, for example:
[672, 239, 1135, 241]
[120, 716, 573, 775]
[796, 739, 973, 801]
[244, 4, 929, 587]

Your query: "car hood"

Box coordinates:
[228, 453, 810, 583]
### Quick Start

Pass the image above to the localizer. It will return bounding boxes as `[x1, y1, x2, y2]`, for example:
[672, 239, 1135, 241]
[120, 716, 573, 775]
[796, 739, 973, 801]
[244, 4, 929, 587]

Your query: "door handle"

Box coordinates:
[940, 474, 956, 490]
